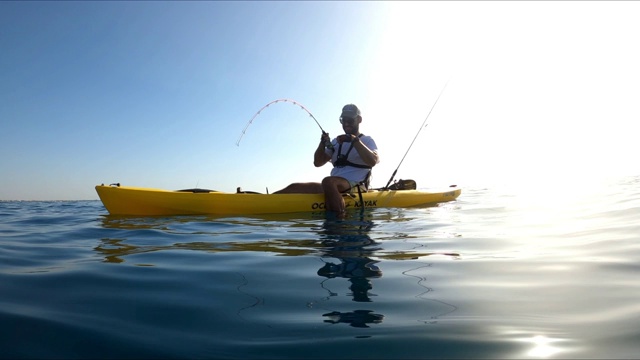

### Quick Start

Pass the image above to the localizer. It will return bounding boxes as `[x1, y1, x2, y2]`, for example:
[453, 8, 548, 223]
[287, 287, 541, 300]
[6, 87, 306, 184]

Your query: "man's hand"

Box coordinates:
[320, 132, 334, 150]
[337, 134, 355, 143]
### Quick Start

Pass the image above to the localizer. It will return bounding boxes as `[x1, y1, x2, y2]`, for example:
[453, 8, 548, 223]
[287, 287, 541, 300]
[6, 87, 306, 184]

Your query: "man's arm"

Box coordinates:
[352, 136, 379, 167]
[314, 134, 332, 167]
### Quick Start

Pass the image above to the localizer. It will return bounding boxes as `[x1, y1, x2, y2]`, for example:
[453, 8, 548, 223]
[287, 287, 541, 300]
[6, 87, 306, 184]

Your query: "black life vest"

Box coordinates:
[332, 134, 372, 170]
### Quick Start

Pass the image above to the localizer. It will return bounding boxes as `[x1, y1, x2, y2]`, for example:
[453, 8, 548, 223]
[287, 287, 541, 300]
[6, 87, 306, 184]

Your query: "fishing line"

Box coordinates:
[382, 80, 450, 190]
[237, 98, 332, 148]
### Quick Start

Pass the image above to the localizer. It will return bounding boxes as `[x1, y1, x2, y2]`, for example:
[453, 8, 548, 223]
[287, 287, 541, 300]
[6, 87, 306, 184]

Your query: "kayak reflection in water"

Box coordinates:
[274, 104, 379, 218]
[317, 215, 384, 328]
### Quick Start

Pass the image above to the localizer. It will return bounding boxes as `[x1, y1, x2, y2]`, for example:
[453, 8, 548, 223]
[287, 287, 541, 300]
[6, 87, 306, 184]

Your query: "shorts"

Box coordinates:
[345, 179, 367, 194]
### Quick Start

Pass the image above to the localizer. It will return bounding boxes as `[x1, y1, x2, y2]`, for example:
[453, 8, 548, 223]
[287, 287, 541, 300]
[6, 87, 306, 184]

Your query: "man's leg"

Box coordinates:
[273, 182, 323, 194]
[321, 176, 352, 215]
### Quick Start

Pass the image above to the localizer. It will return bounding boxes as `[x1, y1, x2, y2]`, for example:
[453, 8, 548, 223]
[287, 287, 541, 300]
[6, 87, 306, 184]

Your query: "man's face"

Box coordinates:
[340, 116, 360, 134]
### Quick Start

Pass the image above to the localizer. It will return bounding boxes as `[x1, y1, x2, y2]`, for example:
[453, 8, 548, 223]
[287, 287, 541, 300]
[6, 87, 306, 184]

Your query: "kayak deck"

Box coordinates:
[95, 184, 461, 216]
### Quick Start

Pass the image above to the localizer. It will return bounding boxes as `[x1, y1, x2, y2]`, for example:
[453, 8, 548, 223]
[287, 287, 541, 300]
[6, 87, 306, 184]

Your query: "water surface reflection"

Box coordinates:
[317, 216, 384, 327]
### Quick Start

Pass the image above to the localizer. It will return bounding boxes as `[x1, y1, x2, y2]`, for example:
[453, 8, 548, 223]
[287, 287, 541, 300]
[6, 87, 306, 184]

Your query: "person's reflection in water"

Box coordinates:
[317, 213, 384, 327]
[321, 310, 383, 328]
[318, 255, 381, 302]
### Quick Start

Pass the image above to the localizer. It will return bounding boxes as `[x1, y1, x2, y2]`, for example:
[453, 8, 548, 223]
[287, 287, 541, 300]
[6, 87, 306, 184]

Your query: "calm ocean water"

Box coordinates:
[1, 175, 639, 359]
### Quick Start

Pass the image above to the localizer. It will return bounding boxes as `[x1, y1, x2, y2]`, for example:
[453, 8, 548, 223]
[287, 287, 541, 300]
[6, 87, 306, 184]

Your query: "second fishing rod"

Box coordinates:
[382, 81, 449, 190]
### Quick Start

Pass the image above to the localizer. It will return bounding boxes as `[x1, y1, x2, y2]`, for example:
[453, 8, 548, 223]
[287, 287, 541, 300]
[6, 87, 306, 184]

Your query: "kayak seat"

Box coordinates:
[342, 183, 368, 195]
[348, 171, 372, 194]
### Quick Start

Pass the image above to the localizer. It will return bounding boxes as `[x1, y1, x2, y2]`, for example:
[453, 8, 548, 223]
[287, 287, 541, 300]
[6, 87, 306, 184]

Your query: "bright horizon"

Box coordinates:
[1, 1, 638, 200]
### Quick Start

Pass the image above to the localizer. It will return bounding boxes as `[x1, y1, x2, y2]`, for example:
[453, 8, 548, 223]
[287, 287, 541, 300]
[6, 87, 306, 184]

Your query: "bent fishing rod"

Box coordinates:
[237, 98, 333, 149]
[382, 81, 449, 190]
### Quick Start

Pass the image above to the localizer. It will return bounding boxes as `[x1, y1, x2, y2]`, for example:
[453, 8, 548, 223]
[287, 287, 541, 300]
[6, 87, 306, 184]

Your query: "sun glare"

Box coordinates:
[523, 335, 563, 358]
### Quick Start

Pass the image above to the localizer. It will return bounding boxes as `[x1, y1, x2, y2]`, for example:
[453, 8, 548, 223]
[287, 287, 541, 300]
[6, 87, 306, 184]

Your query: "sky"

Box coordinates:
[1, 1, 639, 200]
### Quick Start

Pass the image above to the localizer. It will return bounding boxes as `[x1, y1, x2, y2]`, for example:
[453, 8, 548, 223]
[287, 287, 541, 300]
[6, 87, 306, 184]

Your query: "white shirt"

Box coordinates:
[325, 134, 379, 184]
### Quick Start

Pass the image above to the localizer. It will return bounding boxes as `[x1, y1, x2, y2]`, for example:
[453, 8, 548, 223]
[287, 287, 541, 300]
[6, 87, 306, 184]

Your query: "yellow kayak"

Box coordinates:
[95, 184, 461, 216]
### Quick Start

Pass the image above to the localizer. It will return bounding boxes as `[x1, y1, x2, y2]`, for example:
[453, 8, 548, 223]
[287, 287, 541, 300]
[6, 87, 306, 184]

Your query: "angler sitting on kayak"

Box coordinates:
[274, 104, 379, 216]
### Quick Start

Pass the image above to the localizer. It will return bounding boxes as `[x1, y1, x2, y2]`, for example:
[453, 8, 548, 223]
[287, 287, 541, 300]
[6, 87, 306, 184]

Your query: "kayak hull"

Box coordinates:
[95, 184, 461, 216]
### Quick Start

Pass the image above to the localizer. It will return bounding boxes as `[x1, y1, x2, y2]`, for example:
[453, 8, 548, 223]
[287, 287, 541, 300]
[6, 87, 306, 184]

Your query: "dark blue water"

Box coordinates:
[2, 176, 639, 359]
